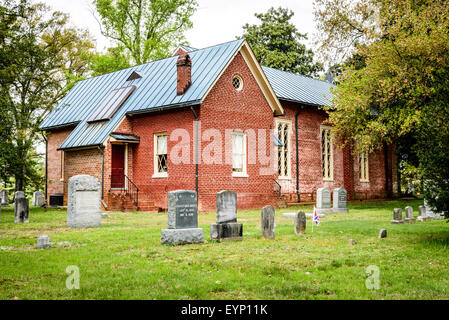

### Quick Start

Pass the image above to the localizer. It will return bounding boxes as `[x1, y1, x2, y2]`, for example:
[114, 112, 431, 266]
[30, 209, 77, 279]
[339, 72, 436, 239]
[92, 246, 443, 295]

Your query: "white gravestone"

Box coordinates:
[404, 206, 416, 223]
[32, 191, 45, 207]
[332, 188, 348, 213]
[67, 175, 102, 228]
[316, 187, 333, 214]
[424, 199, 444, 220]
[417, 205, 429, 222]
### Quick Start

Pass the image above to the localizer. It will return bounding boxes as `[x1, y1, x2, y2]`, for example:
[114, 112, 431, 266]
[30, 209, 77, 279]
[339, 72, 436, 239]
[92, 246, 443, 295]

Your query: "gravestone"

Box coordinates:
[404, 206, 416, 223]
[37, 235, 52, 249]
[14, 192, 29, 223]
[32, 191, 45, 207]
[379, 229, 387, 238]
[161, 190, 204, 245]
[0, 190, 8, 206]
[391, 208, 404, 224]
[210, 191, 242, 241]
[67, 175, 102, 228]
[316, 187, 332, 214]
[261, 205, 275, 239]
[294, 211, 306, 235]
[332, 188, 348, 213]
[417, 205, 429, 222]
[424, 199, 444, 220]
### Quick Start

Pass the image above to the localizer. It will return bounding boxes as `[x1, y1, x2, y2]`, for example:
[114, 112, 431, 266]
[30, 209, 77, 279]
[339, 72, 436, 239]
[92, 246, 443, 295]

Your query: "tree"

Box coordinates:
[0, 0, 94, 192]
[93, 0, 198, 65]
[314, 0, 449, 218]
[88, 46, 132, 77]
[239, 7, 322, 77]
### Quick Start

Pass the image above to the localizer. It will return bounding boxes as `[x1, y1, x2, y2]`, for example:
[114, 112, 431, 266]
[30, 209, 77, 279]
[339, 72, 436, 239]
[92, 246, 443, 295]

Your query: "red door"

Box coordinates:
[111, 145, 125, 189]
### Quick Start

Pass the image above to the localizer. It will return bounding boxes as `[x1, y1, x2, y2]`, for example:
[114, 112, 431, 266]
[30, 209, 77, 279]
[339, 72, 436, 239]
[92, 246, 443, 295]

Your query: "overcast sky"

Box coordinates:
[40, 0, 318, 52]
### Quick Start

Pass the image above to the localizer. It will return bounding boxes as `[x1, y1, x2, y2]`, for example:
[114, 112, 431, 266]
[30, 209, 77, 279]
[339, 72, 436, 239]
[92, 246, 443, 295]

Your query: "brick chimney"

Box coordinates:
[177, 54, 191, 95]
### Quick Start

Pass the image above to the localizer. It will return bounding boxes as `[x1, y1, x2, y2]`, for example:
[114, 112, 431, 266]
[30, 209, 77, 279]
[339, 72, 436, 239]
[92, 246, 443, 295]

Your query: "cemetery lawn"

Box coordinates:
[0, 199, 448, 300]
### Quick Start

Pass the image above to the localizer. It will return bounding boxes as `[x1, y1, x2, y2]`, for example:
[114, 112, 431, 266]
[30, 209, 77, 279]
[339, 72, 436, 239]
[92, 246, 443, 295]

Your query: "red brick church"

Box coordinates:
[40, 39, 398, 212]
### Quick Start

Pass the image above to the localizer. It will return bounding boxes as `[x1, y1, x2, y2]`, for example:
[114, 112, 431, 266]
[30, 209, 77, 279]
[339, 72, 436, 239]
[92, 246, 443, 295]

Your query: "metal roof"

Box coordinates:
[41, 39, 244, 150]
[262, 66, 335, 107]
[110, 133, 140, 142]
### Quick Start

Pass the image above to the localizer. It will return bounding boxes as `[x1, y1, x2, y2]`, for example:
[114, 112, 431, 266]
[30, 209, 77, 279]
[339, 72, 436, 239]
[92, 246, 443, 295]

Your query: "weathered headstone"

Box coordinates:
[67, 175, 101, 228]
[417, 205, 429, 222]
[379, 229, 387, 238]
[32, 191, 45, 207]
[14, 194, 29, 223]
[37, 235, 51, 249]
[404, 206, 416, 223]
[424, 199, 444, 220]
[316, 187, 332, 214]
[391, 208, 404, 224]
[261, 205, 275, 239]
[210, 191, 242, 241]
[0, 190, 8, 206]
[161, 190, 204, 245]
[332, 188, 348, 213]
[294, 211, 306, 235]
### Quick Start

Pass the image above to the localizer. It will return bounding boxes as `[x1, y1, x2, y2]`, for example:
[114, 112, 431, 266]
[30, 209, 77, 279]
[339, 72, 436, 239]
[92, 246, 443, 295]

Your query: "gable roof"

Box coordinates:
[172, 44, 198, 55]
[41, 39, 254, 150]
[262, 66, 335, 107]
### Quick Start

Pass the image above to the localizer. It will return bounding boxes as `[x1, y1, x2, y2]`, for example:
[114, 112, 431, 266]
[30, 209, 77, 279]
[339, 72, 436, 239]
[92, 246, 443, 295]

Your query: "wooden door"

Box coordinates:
[111, 144, 125, 189]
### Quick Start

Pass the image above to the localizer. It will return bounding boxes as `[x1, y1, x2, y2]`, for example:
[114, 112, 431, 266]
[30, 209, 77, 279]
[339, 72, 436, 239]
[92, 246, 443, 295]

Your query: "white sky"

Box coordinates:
[39, 0, 318, 52]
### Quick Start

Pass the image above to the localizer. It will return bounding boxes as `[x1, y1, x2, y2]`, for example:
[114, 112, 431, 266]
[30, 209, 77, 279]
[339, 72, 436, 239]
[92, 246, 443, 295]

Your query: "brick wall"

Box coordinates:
[63, 148, 102, 204]
[46, 128, 71, 202]
[275, 101, 396, 201]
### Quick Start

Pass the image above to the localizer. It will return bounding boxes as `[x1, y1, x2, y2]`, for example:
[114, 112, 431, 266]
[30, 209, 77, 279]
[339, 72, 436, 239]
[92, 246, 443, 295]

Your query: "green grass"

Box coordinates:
[0, 199, 448, 300]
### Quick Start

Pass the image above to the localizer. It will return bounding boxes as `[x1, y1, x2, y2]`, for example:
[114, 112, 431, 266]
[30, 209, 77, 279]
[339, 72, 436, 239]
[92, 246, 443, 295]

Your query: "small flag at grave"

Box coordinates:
[313, 207, 320, 226]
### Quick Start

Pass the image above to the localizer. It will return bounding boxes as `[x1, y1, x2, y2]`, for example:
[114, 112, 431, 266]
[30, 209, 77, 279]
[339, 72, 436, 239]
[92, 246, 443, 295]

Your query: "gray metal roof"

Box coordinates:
[262, 66, 335, 107]
[41, 39, 244, 150]
[110, 133, 140, 142]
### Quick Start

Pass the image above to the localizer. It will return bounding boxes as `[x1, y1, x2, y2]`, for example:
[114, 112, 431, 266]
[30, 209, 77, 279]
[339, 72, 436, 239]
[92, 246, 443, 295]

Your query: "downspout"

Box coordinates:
[97, 146, 107, 209]
[42, 133, 48, 207]
[295, 107, 303, 203]
[190, 107, 199, 196]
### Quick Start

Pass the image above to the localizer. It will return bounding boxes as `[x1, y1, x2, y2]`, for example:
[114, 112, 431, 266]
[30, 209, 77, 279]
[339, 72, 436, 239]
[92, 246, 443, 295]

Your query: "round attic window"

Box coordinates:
[232, 75, 243, 91]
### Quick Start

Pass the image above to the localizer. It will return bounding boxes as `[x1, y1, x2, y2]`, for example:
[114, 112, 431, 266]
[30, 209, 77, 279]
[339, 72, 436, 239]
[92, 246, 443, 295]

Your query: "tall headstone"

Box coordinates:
[294, 211, 306, 235]
[32, 191, 45, 207]
[391, 208, 404, 224]
[261, 205, 275, 239]
[14, 192, 29, 223]
[161, 190, 204, 245]
[332, 188, 348, 213]
[0, 190, 8, 206]
[316, 187, 332, 214]
[210, 191, 242, 241]
[67, 175, 101, 228]
[404, 206, 416, 223]
[424, 199, 444, 220]
[417, 205, 429, 222]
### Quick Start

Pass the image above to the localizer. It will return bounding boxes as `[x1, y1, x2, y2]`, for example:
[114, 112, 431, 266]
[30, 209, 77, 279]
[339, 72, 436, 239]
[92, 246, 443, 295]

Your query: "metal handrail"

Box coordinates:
[110, 174, 139, 207]
[274, 179, 282, 199]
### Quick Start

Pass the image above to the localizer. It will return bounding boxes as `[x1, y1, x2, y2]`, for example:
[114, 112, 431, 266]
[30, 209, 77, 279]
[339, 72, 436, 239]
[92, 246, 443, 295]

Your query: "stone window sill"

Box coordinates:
[232, 172, 248, 178]
[152, 173, 168, 179]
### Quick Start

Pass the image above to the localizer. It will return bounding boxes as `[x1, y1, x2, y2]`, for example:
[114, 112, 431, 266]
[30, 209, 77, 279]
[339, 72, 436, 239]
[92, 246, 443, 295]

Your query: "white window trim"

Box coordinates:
[320, 126, 334, 182]
[275, 119, 292, 180]
[359, 151, 370, 183]
[232, 132, 248, 178]
[153, 132, 168, 179]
